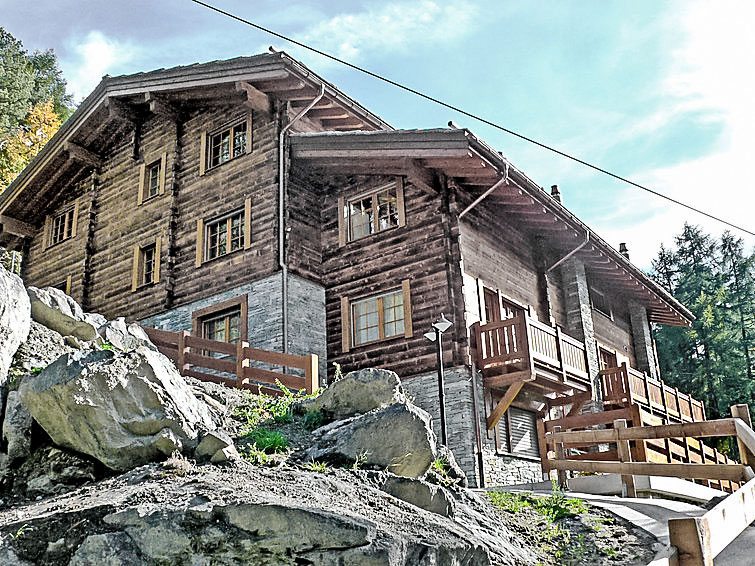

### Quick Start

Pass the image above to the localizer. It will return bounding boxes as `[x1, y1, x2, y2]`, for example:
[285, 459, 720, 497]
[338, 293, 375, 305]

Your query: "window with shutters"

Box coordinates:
[498, 407, 540, 459]
[337, 180, 405, 246]
[590, 286, 612, 320]
[138, 153, 166, 205]
[340, 280, 413, 352]
[131, 237, 161, 291]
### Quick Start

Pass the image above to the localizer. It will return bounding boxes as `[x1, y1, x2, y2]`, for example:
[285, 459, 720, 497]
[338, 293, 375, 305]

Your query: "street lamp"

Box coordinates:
[424, 313, 453, 446]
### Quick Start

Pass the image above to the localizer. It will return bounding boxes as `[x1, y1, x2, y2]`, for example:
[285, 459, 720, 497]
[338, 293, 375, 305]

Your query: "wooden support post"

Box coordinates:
[732, 404, 754, 466]
[614, 419, 637, 497]
[554, 326, 567, 383]
[537, 418, 550, 479]
[304, 354, 319, 395]
[236, 341, 250, 383]
[669, 516, 712, 566]
[486, 380, 524, 430]
[177, 330, 190, 375]
[553, 425, 567, 488]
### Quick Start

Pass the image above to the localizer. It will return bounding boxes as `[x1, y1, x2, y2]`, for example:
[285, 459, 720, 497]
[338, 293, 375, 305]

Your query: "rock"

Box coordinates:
[98, 317, 157, 352]
[196, 429, 233, 460]
[305, 402, 437, 478]
[8, 321, 75, 379]
[18, 347, 216, 471]
[210, 445, 239, 463]
[27, 286, 99, 341]
[0, 547, 33, 566]
[436, 445, 468, 488]
[2, 390, 32, 462]
[0, 266, 31, 386]
[69, 533, 145, 566]
[303, 367, 404, 421]
[380, 475, 455, 517]
[18, 446, 99, 496]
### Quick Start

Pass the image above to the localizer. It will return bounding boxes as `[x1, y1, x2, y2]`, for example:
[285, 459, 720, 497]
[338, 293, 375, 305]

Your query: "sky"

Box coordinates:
[2, 0, 753, 269]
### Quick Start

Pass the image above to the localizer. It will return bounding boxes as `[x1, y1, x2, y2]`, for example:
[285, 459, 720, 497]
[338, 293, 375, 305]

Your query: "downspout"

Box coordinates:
[458, 164, 509, 219]
[545, 229, 590, 273]
[278, 83, 325, 354]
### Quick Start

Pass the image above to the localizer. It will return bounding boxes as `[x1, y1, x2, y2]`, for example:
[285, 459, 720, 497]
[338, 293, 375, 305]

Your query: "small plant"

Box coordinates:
[303, 409, 324, 430]
[100, 341, 115, 351]
[351, 450, 370, 470]
[11, 524, 33, 539]
[242, 428, 289, 454]
[240, 444, 271, 466]
[332, 362, 344, 381]
[533, 481, 587, 521]
[302, 459, 327, 472]
[30, 367, 43, 375]
[488, 490, 532, 513]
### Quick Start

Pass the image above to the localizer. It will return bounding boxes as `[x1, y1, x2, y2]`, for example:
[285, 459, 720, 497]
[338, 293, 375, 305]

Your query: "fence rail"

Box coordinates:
[144, 327, 318, 396]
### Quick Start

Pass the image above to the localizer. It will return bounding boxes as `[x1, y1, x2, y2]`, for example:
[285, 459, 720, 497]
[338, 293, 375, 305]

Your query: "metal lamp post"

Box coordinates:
[424, 313, 453, 446]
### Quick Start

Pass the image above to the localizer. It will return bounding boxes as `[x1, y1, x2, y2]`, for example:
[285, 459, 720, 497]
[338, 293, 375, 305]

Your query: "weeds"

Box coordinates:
[351, 451, 370, 470]
[11, 524, 33, 539]
[242, 429, 289, 454]
[332, 362, 344, 381]
[303, 409, 324, 430]
[302, 459, 328, 472]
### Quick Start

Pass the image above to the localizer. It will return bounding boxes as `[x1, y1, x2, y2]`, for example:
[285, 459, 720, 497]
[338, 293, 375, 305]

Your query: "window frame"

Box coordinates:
[495, 405, 541, 461]
[138, 152, 167, 205]
[590, 286, 613, 320]
[199, 112, 253, 175]
[340, 279, 413, 352]
[45, 201, 79, 248]
[131, 236, 161, 291]
[337, 179, 405, 246]
[191, 295, 248, 344]
[195, 198, 252, 268]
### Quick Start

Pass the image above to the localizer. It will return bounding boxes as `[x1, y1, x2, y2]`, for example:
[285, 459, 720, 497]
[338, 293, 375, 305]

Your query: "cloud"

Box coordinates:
[270, 0, 480, 63]
[60, 31, 137, 102]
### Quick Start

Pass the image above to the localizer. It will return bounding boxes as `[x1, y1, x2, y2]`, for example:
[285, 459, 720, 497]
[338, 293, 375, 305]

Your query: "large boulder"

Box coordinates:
[2, 390, 32, 462]
[26, 286, 102, 341]
[380, 475, 455, 517]
[304, 402, 437, 478]
[0, 266, 31, 386]
[18, 347, 216, 471]
[303, 367, 404, 421]
[98, 318, 157, 352]
[8, 320, 75, 379]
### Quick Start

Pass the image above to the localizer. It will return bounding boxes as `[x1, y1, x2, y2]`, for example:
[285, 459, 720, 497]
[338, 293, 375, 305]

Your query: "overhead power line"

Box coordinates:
[189, 0, 755, 238]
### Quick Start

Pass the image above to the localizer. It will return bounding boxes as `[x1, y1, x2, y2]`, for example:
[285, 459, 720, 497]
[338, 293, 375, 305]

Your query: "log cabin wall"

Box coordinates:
[286, 162, 323, 283]
[320, 173, 461, 382]
[591, 290, 637, 367]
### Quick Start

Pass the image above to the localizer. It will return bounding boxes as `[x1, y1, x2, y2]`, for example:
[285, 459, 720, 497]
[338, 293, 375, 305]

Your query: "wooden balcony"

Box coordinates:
[470, 314, 591, 396]
[600, 362, 706, 423]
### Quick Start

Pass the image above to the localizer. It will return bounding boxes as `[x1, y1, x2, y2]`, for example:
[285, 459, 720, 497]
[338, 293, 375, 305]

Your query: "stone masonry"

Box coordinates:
[629, 301, 659, 379]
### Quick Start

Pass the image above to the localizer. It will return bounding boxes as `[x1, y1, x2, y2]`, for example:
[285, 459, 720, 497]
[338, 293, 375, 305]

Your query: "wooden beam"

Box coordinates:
[404, 159, 434, 193]
[307, 107, 349, 119]
[144, 92, 179, 120]
[486, 380, 525, 430]
[548, 459, 750, 482]
[614, 419, 637, 497]
[0, 215, 34, 238]
[548, 418, 738, 445]
[483, 370, 533, 389]
[236, 81, 271, 114]
[253, 78, 305, 92]
[104, 96, 136, 122]
[64, 142, 103, 169]
[320, 117, 364, 129]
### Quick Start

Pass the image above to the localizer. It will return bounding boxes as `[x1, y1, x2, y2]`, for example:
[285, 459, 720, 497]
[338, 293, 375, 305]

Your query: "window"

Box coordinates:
[199, 113, 252, 175]
[192, 295, 248, 344]
[337, 180, 405, 246]
[53, 275, 72, 295]
[599, 347, 618, 371]
[195, 198, 252, 267]
[131, 237, 161, 291]
[497, 407, 540, 459]
[138, 153, 166, 204]
[591, 287, 612, 319]
[50, 208, 75, 245]
[340, 279, 413, 352]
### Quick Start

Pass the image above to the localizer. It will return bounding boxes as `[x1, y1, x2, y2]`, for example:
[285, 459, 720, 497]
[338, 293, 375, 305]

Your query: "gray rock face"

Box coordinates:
[18, 347, 215, 471]
[27, 286, 99, 341]
[304, 367, 404, 421]
[69, 533, 145, 566]
[2, 390, 32, 462]
[0, 266, 31, 386]
[306, 402, 437, 478]
[18, 446, 99, 496]
[381, 475, 455, 517]
[98, 318, 157, 352]
[9, 320, 75, 377]
[196, 429, 233, 460]
[0, 547, 33, 566]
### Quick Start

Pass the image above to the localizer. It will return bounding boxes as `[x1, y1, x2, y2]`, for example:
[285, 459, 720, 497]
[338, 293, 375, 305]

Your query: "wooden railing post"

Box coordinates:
[554, 326, 567, 383]
[236, 341, 250, 383]
[669, 516, 713, 566]
[177, 330, 190, 375]
[537, 418, 550, 480]
[553, 425, 567, 488]
[732, 404, 753, 467]
[304, 354, 319, 394]
[614, 419, 637, 497]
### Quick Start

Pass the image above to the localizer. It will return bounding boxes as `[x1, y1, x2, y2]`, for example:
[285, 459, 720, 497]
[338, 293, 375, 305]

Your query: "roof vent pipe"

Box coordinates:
[448, 120, 461, 129]
[619, 242, 630, 260]
[550, 184, 562, 203]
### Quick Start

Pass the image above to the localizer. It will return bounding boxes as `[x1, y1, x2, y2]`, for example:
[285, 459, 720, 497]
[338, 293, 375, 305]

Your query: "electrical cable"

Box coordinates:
[189, 0, 755, 237]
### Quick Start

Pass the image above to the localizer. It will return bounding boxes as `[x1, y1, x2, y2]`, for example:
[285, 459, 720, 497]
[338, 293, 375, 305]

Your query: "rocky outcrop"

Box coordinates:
[0, 267, 30, 386]
[303, 367, 404, 421]
[2, 391, 32, 463]
[18, 348, 216, 471]
[97, 318, 157, 352]
[380, 475, 455, 517]
[26, 286, 102, 342]
[9, 321, 75, 379]
[305, 402, 437, 478]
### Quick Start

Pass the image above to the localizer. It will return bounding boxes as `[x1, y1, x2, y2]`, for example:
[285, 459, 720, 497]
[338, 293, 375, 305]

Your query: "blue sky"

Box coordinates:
[3, 0, 753, 268]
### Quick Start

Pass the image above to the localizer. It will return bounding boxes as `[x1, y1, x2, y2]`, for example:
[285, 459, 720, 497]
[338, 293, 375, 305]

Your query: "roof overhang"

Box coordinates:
[290, 128, 693, 327]
[0, 51, 392, 227]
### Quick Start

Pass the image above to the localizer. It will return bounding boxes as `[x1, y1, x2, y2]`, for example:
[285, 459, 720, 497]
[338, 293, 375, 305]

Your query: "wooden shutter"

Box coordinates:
[137, 162, 146, 205]
[396, 180, 406, 227]
[402, 279, 413, 338]
[159, 152, 167, 195]
[476, 278, 487, 324]
[65, 275, 72, 295]
[508, 408, 540, 459]
[199, 130, 207, 176]
[131, 244, 140, 292]
[42, 215, 50, 249]
[337, 196, 346, 247]
[71, 199, 80, 236]
[244, 197, 252, 249]
[154, 236, 162, 283]
[245, 111, 253, 155]
[195, 219, 204, 267]
[341, 296, 351, 352]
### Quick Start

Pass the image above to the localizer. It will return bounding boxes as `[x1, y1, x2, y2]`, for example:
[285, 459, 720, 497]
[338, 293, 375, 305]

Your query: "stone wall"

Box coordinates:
[140, 272, 327, 385]
[481, 448, 543, 486]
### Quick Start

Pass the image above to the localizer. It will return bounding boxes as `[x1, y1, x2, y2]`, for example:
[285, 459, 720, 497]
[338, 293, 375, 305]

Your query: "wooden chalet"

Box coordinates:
[0, 52, 699, 487]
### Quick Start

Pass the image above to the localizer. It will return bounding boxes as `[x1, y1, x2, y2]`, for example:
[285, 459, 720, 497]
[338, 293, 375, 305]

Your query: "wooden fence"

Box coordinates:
[542, 404, 755, 565]
[144, 327, 318, 396]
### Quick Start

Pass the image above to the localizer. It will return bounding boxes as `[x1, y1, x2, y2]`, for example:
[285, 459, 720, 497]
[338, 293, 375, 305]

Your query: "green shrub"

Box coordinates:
[242, 428, 288, 454]
[303, 409, 324, 430]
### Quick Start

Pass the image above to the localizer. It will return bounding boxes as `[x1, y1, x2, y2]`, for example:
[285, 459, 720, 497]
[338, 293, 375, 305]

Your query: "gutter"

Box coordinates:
[458, 164, 509, 219]
[278, 83, 325, 354]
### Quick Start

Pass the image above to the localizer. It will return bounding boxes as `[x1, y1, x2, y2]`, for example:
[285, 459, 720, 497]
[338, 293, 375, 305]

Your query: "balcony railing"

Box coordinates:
[470, 314, 590, 392]
[600, 362, 706, 423]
